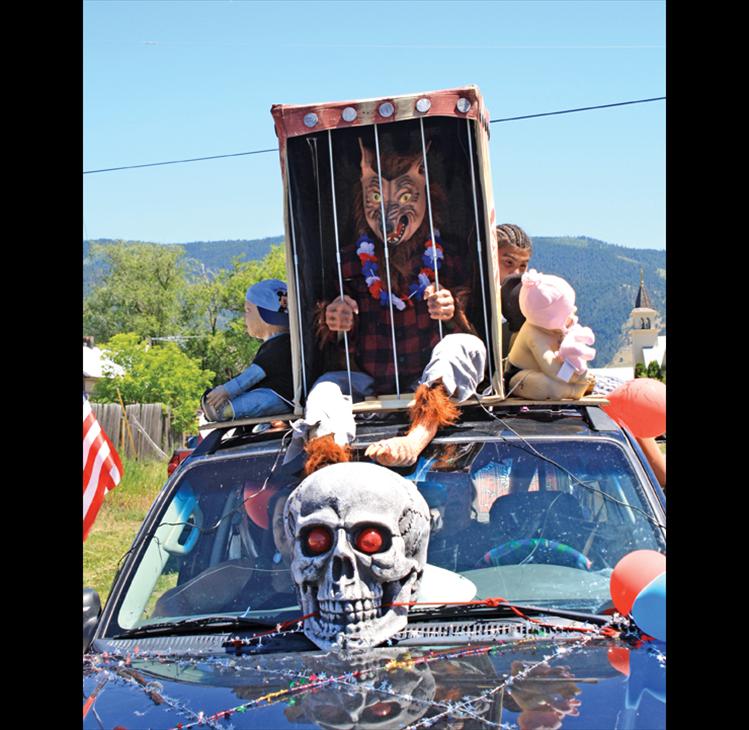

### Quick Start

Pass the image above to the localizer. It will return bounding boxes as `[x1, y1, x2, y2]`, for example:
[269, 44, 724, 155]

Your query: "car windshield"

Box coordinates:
[106, 436, 665, 637]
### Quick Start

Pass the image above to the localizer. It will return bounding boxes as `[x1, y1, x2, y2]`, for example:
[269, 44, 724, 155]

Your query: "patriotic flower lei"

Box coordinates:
[356, 232, 444, 311]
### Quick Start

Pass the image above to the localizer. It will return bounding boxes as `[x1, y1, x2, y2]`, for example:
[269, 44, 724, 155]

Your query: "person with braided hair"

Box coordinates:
[496, 223, 532, 284]
[497, 224, 533, 360]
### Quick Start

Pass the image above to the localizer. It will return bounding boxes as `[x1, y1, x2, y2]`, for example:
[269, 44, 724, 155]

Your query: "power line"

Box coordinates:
[83, 96, 665, 175]
[489, 96, 664, 123]
[83, 148, 278, 175]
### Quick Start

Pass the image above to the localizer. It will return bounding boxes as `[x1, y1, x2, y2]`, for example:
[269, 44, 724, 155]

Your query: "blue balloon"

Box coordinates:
[626, 646, 666, 708]
[631, 571, 666, 642]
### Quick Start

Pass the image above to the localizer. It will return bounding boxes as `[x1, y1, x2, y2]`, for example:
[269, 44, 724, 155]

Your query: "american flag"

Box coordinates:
[83, 397, 123, 541]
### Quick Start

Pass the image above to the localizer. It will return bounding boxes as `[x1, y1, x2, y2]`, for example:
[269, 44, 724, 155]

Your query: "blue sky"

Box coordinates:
[83, 0, 665, 249]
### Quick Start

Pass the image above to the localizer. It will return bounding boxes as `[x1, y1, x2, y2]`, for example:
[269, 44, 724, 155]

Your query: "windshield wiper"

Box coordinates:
[407, 601, 611, 626]
[113, 615, 283, 639]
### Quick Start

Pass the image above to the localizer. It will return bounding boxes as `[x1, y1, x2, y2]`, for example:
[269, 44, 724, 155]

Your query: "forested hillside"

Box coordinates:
[84, 234, 665, 366]
[530, 236, 665, 366]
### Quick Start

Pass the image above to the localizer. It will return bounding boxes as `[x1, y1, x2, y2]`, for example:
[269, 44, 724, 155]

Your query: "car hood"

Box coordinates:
[83, 634, 665, 729]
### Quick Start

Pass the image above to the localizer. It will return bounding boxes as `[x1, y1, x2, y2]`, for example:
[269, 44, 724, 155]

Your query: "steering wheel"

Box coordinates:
[476, 538, 592, 571]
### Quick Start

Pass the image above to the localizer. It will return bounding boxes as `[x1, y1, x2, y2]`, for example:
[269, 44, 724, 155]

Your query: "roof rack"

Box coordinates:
[197, 395, 610, 431]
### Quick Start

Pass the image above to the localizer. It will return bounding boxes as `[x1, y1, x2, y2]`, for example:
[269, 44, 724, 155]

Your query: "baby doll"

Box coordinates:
[505, 269, 596, 400]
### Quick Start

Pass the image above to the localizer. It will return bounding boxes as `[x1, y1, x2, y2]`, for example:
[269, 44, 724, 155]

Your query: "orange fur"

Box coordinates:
[408, 383, 459, 433]
[434, 443, 460, 469]
[304, 434, 352, 476]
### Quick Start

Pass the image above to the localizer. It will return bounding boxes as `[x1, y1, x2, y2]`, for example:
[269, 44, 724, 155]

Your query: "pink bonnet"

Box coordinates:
[518, 269, 577, 331]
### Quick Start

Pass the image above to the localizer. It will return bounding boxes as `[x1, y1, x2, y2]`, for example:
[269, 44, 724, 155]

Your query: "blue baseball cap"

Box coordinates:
[245, 279, 289, 326]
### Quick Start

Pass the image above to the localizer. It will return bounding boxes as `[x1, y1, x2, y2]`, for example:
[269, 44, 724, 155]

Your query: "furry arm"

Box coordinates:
[313, 299, 336, 348]
[313, 298, 359, 348]
[445, 285, 478, 336]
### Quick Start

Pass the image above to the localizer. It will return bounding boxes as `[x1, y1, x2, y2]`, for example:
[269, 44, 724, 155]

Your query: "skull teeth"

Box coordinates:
[317, 597, 382, 626]
[312, 609, 383, 636]
[318, 608, 381, 624]
[318, 598, 381, 613]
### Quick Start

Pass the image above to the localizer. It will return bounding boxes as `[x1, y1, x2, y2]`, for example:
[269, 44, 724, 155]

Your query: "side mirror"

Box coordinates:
[83, 588, 101, 654]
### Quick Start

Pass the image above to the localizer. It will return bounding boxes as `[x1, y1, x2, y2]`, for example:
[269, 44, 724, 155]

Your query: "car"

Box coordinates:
[83, 402, 666, 729]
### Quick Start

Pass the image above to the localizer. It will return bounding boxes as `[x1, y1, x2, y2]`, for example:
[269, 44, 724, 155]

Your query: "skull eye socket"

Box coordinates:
[354, 525, 389, 554]
[363, 700, 400, 720]
[303, 526, 332, 555]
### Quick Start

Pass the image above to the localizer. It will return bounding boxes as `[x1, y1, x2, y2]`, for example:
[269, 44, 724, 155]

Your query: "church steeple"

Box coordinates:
[634, 268, 652, 310]
[630, 268, 660, 367]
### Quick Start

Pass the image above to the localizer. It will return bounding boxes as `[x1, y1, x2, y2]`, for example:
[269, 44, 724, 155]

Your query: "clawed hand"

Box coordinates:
[326, 295, 359, 332]
[364, 423, 436, 468]
[365, 438, 421, 467]
[423, 284, 454, 321]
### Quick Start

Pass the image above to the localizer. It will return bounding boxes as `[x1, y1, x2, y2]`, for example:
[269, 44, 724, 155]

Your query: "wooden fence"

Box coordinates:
[90, 403, 181, 461]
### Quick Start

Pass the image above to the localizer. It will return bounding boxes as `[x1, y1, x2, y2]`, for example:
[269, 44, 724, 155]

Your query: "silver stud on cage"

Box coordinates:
[378, 102, 395, 118]
[456, 98, 472, 113]
[416, 97, 431, 113]
[303, 113, 319, 128]
[341, 106, 357, 122]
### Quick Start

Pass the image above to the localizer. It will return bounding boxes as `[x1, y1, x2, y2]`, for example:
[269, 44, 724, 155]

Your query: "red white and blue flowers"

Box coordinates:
[356, 232, 444, 310]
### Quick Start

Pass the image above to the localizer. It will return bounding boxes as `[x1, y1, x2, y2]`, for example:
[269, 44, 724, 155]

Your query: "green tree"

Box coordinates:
[83, 242, 190, 341]
[646, 360, 664, 381]
[634, 363, 646, 378]
[92, 333, 215, 434]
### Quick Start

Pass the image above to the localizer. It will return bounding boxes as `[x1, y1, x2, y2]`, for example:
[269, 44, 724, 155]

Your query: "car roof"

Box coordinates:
[192, 403, 625, 462]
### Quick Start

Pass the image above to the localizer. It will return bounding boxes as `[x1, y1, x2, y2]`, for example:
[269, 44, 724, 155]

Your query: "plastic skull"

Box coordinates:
[299, 657, 437, 730]
[284, 462, 431, 651]
[296, 654, 436, 729]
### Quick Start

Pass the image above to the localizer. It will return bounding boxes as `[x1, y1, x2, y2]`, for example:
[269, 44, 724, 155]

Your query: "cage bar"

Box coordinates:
[326, 130, 354, 397]
[465, 117, 493, 388]
[372, 123, 402, 396]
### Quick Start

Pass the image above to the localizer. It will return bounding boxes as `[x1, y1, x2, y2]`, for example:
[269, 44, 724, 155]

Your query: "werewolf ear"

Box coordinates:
[407, 140, 431, 178]
[358, 138, 376, 176]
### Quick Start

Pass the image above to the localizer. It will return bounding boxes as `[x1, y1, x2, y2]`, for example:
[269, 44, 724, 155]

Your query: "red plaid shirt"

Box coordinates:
[339, 238, 472, 394]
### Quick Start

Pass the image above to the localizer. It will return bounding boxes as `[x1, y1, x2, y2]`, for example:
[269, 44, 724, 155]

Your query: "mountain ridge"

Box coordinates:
[83, 234, 665, 366]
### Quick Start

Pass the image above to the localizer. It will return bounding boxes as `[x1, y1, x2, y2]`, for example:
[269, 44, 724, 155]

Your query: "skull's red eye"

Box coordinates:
[306, 527, 332, 554]
[355, 527, 384, 554]
[367, 701, 398, 718]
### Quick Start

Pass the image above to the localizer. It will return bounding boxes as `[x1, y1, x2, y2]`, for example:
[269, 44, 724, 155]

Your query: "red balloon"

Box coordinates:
[602, 378, 666, 438]
[242, 482, 277, 529]
[607, 646, 630, 676]
[610, 550, 666, 616]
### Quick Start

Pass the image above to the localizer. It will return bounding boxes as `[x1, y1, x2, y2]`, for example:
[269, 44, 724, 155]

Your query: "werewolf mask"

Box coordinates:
[358, 138, 428, 247]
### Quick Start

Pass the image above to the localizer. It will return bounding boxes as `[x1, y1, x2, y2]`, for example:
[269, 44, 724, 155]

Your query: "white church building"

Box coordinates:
[630, 271, 666, 371]
[590, 270, 666, 382]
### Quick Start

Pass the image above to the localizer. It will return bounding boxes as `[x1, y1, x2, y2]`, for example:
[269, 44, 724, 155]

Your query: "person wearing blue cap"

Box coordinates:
[201, 279, 293, 421]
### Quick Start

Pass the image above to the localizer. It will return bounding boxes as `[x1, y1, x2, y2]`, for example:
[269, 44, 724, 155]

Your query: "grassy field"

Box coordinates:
[83, 458, 167, 605]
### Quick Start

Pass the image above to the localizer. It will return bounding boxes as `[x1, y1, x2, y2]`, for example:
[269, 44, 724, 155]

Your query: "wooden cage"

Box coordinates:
[271, 85, 504, 415]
